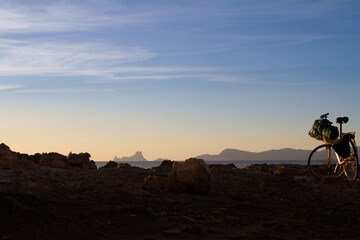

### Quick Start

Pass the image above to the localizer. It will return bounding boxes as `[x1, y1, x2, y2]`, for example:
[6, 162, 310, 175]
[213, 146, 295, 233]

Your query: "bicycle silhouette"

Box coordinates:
[308, 113, 358, 181]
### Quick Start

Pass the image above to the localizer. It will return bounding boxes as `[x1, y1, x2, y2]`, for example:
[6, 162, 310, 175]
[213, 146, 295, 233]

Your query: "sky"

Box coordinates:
[0, 0, 359, 161]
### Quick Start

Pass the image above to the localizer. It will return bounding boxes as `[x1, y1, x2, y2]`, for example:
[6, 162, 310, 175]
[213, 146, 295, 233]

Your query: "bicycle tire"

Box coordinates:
[342, 139, 358, 181]
[308, 144, 339, 180]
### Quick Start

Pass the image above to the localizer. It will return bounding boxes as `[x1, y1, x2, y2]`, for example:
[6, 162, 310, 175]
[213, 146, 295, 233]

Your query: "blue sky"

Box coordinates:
[0, 0, 359, 161]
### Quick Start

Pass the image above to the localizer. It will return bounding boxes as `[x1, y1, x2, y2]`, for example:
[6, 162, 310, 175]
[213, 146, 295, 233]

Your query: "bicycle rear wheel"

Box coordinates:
[342, 140, 358, 181]
[308, 144, 339, 180]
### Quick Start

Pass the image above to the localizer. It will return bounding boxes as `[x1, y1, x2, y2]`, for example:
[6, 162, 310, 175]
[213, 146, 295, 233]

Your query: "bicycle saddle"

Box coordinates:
[336, 116, 349, 124]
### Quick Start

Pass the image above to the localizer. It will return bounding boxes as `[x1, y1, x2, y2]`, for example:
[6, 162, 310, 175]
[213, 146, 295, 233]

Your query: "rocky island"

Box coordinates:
[113, 151, 148, 162]
[1, 143, 360, 240]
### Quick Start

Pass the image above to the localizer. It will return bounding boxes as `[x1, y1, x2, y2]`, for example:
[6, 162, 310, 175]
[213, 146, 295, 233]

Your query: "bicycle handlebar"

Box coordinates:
[320, 113, 329, 119]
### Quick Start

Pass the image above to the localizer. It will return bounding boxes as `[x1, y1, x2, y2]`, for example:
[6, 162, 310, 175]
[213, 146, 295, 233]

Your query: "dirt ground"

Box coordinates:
[1, 162, 360, 240]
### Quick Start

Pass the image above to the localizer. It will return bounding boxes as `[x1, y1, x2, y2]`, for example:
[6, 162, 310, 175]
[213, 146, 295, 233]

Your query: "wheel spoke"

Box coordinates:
[308, 144, 338, 180]
[343, 153, 358, 181]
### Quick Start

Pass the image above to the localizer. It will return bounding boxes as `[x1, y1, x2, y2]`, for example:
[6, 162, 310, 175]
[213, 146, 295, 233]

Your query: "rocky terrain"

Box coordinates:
[1, 143, 360, 240]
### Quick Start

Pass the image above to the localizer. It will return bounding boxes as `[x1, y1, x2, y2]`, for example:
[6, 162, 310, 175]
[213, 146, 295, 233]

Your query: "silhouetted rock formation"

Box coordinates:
[40, 151, 96, 170]
[0, 143, 35, 169]
[168, 158, 211, 194]
[40, 152, 68, 169]
[0, 143, 96, 170]
[21, 152, 42, 164]
[143, 175, 168, 193]
[143, 160, 174, 192]
[116, 163, 132, 169]
[151, 159, 174, 175]
[2, 142, 360, 240]
[99, 160, 118, 169]
[68, 152, 96, 170]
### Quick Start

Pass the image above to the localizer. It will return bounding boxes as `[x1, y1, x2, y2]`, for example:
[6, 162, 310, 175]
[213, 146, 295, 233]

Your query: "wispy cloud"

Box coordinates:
[227, 0, 339, 21]
[11, 87, 116, 94]
[0, 1, 156, 34]
[0, 0, 160, 80]
[0, 84, 22, 91]
[0, 37, 230, 85]
[0, 38, 156, 76]
[233, 34, 331, 46]
[0, 2, 220, 81]
[84, 73, 248, 84]
[0, 0, 343, 93]
[81, 66, 220, 77]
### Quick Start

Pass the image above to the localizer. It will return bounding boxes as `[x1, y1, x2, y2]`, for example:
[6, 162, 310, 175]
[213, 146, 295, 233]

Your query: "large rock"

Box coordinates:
[168, 158, 211, 194]
[0, 143, 35, 168]
[99, 160, 118, 169]
[116, 163, 132, 170]
[67, 152, 96, 170]
[143, 175, 168, 193]
[19, 153, 42, 164]
[151, 160, 174, 176]
[40, 153, 68, 169]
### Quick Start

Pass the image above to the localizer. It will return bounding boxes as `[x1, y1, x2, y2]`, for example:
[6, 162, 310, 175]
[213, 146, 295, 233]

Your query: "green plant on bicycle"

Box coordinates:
[308, 113, 358, 181]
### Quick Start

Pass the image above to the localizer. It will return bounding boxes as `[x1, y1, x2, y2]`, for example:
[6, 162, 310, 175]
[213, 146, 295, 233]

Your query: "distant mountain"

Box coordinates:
[198, 146, 360, 161]
[114, 151, 147, 162]
[113, 146, 360, 162]
[197, 148, 312, 161]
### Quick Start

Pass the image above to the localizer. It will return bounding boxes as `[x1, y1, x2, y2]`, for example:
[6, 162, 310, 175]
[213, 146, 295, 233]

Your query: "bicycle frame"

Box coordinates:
[324, 145, 341, 167]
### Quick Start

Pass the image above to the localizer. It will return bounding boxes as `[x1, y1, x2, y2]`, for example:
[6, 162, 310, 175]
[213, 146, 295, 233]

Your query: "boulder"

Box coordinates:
[67, 152, 96, 170]
[19, 153, 42, 164]
[40, 153, 68, 169]
[0, 143, 35, 168]
[99, 160, 118, 169]
[168, 158, 211, 194]
[143, 175, 168, 193]
[151, 160, 174, 175]
[116, 163, 132, 169]
[88, 160, 97, 170]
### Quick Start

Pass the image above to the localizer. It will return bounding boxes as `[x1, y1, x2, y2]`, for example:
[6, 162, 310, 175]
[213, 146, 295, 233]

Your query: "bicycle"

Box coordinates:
[308, 113, 359, 181]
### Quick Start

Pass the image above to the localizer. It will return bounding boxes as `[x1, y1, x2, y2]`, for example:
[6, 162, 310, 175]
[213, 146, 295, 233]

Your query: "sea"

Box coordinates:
[95, 160, 308, 169]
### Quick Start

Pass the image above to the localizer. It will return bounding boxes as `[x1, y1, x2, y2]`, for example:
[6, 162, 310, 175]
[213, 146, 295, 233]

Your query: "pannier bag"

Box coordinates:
[309, 119, 339, 143]
[332, 134, 351, 158]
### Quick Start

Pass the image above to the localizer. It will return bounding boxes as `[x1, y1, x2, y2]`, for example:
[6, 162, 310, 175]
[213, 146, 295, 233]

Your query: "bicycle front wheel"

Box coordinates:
[342, 139, 358, 181]
[308, 144, 339, 180]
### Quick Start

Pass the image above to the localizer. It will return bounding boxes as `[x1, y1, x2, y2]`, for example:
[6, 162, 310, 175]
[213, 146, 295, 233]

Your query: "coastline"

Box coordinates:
[95, 159, 309, 169]
[1, 143, 360, 239]
[1, 161, 360, 239]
